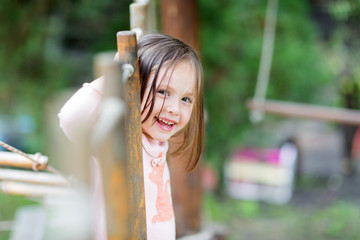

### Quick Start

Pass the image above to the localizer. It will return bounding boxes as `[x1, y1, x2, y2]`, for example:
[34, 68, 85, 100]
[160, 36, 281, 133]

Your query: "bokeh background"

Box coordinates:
[1, 0, 360, 239]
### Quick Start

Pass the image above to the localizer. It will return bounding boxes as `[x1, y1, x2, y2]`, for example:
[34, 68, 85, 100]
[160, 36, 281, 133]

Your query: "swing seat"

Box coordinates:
[225, 140, 299, 204]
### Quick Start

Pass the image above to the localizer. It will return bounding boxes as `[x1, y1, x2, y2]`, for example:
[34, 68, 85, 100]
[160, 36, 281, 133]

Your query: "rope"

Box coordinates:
[0, 140, 70, 184]
[251, 0, 279, 123]
[122, 63, 135, 83]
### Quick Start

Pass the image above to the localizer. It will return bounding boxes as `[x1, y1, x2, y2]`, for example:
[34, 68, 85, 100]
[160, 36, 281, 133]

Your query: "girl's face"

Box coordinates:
[141, 60, 196, 142]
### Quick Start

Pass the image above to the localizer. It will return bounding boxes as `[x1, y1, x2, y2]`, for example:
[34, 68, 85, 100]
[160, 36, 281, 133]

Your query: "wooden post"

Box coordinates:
[93, 52, 130, 239]
[166, 138, 203, 236]
[116, 31, 146, 239]
[46, 76, 94, 240]
[160, 0, 202, 236]
[131, 0, 157, 36]
[160, 0, 200, 50]
[130, 2, 149, 38]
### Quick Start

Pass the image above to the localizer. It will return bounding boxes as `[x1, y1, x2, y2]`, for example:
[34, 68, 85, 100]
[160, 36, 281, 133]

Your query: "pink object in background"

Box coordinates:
[225, 142, 298, 205]
[232, 148, 281, 165]
[201, 165, 218, 192]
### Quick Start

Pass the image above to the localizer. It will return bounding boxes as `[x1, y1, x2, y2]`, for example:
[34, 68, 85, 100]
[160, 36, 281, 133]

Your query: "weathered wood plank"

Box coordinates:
[130, 2, 149, 38]
[93, 52, 129, 239]
[116, 31, 146, 239]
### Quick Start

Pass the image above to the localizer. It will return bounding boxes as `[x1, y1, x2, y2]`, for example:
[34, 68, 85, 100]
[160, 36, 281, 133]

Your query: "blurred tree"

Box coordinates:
[0, 0, 50, 113]
[308, 0, 360, 174]
[2, 0, 357, 178]
[199, 0, 334, 187]
[0, 0, 131, 153]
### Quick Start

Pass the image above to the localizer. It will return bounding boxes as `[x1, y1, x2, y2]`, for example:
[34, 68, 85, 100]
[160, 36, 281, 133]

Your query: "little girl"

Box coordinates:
[58, 33, 204, 240]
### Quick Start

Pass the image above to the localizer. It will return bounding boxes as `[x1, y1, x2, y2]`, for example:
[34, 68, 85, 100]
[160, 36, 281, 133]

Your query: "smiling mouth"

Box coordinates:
[156, 117, 176, 131]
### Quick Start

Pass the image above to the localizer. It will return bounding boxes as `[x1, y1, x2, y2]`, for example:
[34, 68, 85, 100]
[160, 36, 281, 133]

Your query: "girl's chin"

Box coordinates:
[142, 131, 172, 143]
[152, 133, 173, 142]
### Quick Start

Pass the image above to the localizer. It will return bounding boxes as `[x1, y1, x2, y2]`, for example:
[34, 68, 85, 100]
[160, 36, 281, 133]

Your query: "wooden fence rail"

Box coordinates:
[0, 151, 48, 170]
[0, 169, 67, 186]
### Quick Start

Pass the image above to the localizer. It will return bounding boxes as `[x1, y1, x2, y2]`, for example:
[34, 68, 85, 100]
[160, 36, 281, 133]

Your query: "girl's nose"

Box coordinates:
[165, 99, 180, 115]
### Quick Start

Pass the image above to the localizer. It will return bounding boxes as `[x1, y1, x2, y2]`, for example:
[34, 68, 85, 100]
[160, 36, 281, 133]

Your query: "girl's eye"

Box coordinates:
[182, 97, 192, 103]
[158, 89, 169, 97]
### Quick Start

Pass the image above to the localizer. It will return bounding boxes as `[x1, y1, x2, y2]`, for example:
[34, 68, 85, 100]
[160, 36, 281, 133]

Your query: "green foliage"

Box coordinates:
[0, 194, 38, 220]
[203, 193, 360, 239]
[0, 0, 344, 167]
[56, 0, 131, 52]
[0, 194, 39, 239]
[324, 2, 360, 108]
[270, 2, 333, 103]
[0, 2, 132, 235]
[311, 201, 360, 238]
[200, 0, 263, 170]
[1, 1, 360, 238]
[203, 193, 261, 222]
[199, 0, 335, 172]
[327, 0, 360, 21]
[0, 0, 131, 153]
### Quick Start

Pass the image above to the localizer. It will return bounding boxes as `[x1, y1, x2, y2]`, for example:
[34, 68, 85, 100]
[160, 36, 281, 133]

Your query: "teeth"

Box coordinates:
[158, 117, 174, 126]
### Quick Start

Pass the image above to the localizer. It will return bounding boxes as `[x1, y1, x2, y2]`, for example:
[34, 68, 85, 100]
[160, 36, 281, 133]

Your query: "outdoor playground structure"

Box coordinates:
[1, 0, 360, 239]
[0, 1, 203, 239]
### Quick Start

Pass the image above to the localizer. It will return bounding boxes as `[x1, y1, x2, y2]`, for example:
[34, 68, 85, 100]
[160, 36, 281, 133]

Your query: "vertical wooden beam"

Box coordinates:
[160, 0, 202, 237]
[46, 83, 91, 186]
[93, 53, 129, 239]
[166, 139, 203, 236]
[116, 31, 146, 239]
[46, 88, 93, 239]
[130, 2, 149, 37]
[160, 0, 199, 51]
[146, 0, 157, 32]
[130, 0, 158, 37]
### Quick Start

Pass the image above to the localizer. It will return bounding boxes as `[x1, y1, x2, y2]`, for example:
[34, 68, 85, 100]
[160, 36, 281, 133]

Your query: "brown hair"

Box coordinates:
[137, 33, 204, 171]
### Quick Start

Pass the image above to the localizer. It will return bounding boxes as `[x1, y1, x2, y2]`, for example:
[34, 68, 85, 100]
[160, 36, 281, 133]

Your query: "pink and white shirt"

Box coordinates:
[58, 82, 175, 240]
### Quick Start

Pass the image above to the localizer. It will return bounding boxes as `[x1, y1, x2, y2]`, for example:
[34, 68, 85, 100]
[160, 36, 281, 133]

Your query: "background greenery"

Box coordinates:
[200, 0, 333, 169]
[1, 0, 359, 166]
[1, 0, 360, 238]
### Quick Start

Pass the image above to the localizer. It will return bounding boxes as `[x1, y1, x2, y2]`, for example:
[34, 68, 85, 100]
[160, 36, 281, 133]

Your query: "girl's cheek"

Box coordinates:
[183, 109, 192, 124]
[187, 107, 195, 123]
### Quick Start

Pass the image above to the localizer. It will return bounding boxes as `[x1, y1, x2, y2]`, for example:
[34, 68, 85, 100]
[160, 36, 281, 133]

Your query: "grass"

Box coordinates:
[0, 194, 39, 239]
[203, 187, 360, 240]
[0, 175, 359, 240]
[311, 201, 360, 239]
